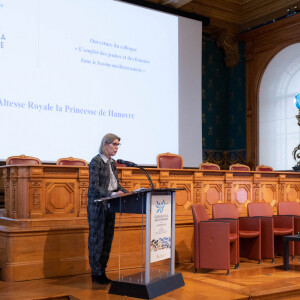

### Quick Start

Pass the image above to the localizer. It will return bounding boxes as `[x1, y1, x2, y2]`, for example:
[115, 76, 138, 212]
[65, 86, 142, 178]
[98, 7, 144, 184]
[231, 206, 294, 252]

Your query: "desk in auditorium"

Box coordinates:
[0, 164, 300, 281]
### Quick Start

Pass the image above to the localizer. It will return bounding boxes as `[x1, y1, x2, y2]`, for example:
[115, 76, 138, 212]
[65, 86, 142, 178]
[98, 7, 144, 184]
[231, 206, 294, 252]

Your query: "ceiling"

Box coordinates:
[143, 0, 300, 34]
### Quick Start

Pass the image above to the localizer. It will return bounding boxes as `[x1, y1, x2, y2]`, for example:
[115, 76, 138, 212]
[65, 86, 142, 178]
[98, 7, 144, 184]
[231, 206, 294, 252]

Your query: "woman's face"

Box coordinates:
[105, 139, 120, 158]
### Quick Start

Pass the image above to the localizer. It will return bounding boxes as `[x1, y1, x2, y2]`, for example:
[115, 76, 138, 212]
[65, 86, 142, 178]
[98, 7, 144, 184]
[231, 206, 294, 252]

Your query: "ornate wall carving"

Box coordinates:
[217, 31, 240, 67]
[1, 165, 300, 223]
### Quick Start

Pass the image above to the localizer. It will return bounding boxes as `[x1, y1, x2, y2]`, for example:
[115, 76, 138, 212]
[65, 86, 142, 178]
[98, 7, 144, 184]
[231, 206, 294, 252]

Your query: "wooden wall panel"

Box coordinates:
[0, 228, 89, 282]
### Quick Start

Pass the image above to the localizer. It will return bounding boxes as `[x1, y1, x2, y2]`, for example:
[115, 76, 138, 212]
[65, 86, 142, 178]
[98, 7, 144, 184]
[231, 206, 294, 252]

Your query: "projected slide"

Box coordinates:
[0, 0, 179, 164]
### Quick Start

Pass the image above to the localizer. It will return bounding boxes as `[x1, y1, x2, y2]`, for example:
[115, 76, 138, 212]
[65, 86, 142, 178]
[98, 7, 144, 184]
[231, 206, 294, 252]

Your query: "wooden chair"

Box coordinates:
[256, 165, 273, 171]
[248, 202, 294, 261]
[199, 162, 220, 170]
[278, 201, 300, 255]
[6, 154, 41, 165]
[156, 152, 183, 169]
[192, 204, 239, 275]
[278, 202, 300, 216]
[229, 164, 250, 171]
[212, 203, 261, 263]
[56, 157, 88, 167]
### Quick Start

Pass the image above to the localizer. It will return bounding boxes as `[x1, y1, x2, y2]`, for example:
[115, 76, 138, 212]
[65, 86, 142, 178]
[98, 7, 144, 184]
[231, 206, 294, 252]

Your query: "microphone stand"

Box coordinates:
[137, 166, 154, 189]
[117, 159, 154, 189]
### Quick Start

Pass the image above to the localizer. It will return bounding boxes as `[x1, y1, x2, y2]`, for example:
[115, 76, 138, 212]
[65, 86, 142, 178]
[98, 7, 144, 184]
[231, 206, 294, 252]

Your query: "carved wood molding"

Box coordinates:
[80, 188, 88, 209]
[217, 31, 240, 67]
[2, 165, 300, 223]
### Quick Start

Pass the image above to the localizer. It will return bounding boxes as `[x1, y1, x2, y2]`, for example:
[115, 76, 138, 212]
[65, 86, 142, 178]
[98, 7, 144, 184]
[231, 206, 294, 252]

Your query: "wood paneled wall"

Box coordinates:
[241, 13, 300, 169]
[1, 165, 300, 282]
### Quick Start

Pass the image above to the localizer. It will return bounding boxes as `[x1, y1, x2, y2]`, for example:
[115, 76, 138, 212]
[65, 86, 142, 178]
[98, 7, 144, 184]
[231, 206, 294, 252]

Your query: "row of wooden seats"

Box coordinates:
[200, 162, 273, 171]
[157, 152, 273, 171]
[5, 154, 178, 168]
[192, 202, 299, 275]
[5, 153, 274, 171]
[5, 155, 88, 167]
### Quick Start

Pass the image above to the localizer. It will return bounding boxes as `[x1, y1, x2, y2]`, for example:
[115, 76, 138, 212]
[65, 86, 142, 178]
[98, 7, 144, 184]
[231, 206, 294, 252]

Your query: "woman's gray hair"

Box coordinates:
[99, 133, 121, 156]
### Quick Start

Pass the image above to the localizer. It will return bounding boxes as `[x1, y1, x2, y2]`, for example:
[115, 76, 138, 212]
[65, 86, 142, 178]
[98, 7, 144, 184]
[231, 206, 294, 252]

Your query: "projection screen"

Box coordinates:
[0, 0, 202, 167]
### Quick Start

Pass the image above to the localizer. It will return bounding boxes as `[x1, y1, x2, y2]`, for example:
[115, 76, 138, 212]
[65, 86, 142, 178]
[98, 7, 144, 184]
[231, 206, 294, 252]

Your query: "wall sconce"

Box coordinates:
[292, 92, 300, 171]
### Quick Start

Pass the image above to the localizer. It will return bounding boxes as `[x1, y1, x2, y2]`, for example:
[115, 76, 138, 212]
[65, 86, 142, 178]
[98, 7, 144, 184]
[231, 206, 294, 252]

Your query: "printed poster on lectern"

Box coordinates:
[150, 194, 172, 263]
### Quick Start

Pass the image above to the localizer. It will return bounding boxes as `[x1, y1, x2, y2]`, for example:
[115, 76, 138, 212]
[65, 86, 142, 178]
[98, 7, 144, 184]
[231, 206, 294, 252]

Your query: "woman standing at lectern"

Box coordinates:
[87, 133, 128, 285]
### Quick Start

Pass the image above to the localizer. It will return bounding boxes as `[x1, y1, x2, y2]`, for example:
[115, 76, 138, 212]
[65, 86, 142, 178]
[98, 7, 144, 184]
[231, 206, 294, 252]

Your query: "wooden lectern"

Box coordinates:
[97, 188, 185, 299]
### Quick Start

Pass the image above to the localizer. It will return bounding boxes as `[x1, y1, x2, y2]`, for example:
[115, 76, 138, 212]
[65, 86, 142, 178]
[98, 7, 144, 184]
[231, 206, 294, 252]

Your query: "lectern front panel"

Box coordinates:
[105, 189, 184, 298]
[110, 190, 173, 280]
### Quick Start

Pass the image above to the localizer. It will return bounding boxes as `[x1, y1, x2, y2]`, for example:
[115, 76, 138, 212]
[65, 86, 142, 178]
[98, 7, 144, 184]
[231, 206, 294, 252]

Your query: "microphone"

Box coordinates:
[117, 159, 137, 167]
